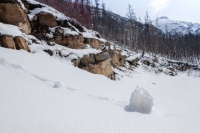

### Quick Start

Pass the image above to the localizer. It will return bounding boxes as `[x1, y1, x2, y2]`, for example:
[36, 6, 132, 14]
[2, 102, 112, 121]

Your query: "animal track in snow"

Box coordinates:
[0, 57, 127, 107]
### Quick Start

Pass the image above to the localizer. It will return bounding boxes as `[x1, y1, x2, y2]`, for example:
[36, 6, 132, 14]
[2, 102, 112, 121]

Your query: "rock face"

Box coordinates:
[37, 12, 57, 27]
[0, 36, 16, 49]
[52, 34, 86, 49]
[66, 35, 86, 49]
[14, 37, 30, 52]
[74, 52, 114, 79]
[82, 59, 114, 79]
[85, 38, 102, 49]
[0, 3, 31, 34]
[94, 51, 110, 63]
[109, 50, 126, 66]
[0, 36, 30, 51]
[80, 54, 96, 66]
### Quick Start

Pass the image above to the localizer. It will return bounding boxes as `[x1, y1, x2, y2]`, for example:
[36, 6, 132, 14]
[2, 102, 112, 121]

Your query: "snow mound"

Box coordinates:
[125, 87, 153, 114]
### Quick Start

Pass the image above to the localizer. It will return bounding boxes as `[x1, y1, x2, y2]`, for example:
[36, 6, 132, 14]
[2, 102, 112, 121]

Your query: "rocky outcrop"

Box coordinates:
[95, 52, 110, 63]
[52, 34, 86, 49]
[0, 36, 29, 51]
[84, 38, 102, 49]
[82, 59, 115, 79]
[36, 12, 57, 27]
[0, 36, 16, 49]
[14, 37, 30, 52]
[73, 52, 115, 79]
[0, 3, 31, 34]
[109, 50, 126, 67]
[80, 54, 96, 66]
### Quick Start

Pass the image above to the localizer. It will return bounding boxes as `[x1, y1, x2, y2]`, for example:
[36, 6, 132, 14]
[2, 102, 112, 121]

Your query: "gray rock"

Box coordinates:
[80, 54, 95, 66]
[95, 51, 110, 63]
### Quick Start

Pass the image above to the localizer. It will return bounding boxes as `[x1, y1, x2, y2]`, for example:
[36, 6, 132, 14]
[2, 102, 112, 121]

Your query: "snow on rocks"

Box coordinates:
[26, 0, 68, 21]
[0, 23, 30, 51]
[125, 87, 153, 114]
[0, 2, 31, 34]
[50, 27, 79, 36]
[0, 23, 26, 38]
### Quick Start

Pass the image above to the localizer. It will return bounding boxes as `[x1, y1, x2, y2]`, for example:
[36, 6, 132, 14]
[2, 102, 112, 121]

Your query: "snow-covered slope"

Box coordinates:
[152, 17, 200, 35]
[1, 47, 200, 133]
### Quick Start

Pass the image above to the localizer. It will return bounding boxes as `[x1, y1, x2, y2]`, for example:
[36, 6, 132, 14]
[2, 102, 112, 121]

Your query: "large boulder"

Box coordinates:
[52, 36, 66, 46]
[74, 52, 114, 79]
[37, 12, 57, 27]
[0, 3, 31, 34]
[80, 54, 95, 66]
[83, 59, 114, 78]
[14, 37, 30, 52]
[0, 36, 16, 49]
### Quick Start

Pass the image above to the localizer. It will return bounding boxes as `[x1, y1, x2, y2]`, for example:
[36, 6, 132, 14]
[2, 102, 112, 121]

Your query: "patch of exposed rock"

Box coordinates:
[0, 36, 29, 51]
[73, 52, 115, 80]
[0, 3, 31, 34]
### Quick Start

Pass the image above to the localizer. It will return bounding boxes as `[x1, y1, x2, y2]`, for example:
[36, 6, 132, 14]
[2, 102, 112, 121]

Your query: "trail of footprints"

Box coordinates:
[0, 57, 128, 108]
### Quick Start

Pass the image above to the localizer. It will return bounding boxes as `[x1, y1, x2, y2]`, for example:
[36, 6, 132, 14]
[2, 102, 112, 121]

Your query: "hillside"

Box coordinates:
[0, 0, 200, 133]
[35, 0, 200, 63]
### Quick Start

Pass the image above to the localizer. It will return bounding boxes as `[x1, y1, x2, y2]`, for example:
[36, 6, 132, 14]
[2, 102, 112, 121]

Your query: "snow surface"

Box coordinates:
[0, 47, 200, 133]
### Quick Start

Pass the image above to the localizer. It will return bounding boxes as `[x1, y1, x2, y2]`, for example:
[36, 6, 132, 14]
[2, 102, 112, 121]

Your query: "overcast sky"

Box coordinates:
[92, 0, 200, 23]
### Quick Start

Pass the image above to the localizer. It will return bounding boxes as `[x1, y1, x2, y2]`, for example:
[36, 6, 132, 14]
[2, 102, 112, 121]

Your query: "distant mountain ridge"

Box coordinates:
[152, 16, 200, 35]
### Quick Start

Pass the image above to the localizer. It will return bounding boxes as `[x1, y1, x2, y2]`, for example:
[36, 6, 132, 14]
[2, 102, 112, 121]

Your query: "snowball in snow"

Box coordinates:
[126, 87, 153, 114]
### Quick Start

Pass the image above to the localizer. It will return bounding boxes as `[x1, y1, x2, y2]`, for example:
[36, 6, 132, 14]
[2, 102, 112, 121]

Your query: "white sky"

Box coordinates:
[92, 0, 200, 23]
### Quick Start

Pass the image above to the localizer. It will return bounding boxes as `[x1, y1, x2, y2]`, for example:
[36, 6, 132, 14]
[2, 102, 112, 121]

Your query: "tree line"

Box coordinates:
[36, 0, 200, 63]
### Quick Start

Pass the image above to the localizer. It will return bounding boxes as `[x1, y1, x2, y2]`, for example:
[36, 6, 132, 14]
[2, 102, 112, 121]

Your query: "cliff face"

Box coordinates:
[0, 0, 117, 79]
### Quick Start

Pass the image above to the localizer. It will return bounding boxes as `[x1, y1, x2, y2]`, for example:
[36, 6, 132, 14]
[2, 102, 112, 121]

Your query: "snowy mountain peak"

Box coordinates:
[157, 16, 169, 20]
[152, 17, 200, 35]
